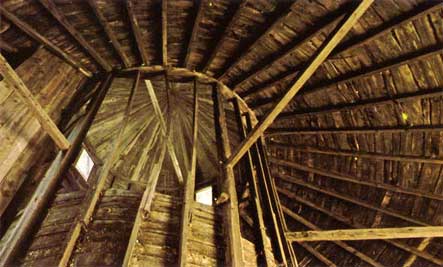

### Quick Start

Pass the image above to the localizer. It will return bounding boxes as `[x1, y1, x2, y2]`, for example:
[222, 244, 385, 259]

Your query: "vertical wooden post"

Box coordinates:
[178, 78, 199, 266]
[0, 73, 113, 266]
[212, 84, 244, 267]
[232, 99, 271, 266]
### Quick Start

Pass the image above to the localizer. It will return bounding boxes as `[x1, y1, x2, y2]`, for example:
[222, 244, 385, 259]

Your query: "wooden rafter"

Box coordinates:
[286, 226, 443, 242]
[86, 0, 130, 68]
[178, 78, 199, 267]
[402, 238, 432, 267]
[266, 125, 443, 136]
[270, 143, 443, 165]
[201, 0, 247, 73]
[269, 156, 443, 201]
[0, 6, 92, 77]
[126, 0, 149, 65]
[38, 0, 112, 72]
[59, 72, 139, 267]
[162, 0, 168, 66]
[226, 0, 374, 167]
[298, 242, 337, 267]
[0, 53, 70, 150]
[282, 206, 383, 267]
[280, 190, 443, 266]
[145, 79, 184, 184]
[184, 0, 206, 69]
[275, 178, 429, 226]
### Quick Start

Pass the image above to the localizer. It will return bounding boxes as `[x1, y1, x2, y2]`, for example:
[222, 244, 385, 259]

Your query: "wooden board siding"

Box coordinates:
[0, 47, 86, 216]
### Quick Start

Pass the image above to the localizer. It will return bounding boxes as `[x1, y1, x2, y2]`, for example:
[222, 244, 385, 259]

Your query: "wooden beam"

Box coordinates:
[270, 143, 443, 165]
[126, 0, 149, 65]
[251, 46, 443, 109]
[184, 0, 206, 69]
[402, 238, 432, 267]
[233, 99, 272, 266]
[298, 242, 337, 267]
[38, 0, 112, 72]
[178, 78, 199, 267]
[212, 84, 244, 267]
[162, 0, 168, 66]
[279, 189, 443, 266]
[201, 0, 247, 73]
[282, 206, 383, 267]
[0, 53, 70, 150]
[226, 0, 374, 167]
[59, 72, 138, 266]
[266, 125, 443, 137]
[0, 6, 92, 77]
[145, 79, 184, 184]
[0, 74, 113, 266]
[269, 156, 443, 201]
[277, 88, 443, 120]
[86, 0, 131, 68]
[275, 176, 429, 226]
[286, 226, 443, 242]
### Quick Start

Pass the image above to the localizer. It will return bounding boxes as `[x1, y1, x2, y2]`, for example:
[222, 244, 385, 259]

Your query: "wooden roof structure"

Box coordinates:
[1, 0, 443, 266]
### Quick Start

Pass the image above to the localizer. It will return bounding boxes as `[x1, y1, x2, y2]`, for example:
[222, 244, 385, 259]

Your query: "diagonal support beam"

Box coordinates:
[0, 53, 70, 150]
[286, 226, 443, 242]
[145, 80, 184, 184]
[184, 0, 206, 69]
[0, 6, 92, 77]
[226, 0, 374, 167]
[126, 0, 149, 65]
[38, 0, 112, 72]
[86, 0, 131, 68]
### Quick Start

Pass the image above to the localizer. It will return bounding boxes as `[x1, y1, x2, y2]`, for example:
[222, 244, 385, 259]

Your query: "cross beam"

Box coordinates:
[0, 53, 70, 150]
[226, 0, 374, 167]
[286, 226, 443, 242]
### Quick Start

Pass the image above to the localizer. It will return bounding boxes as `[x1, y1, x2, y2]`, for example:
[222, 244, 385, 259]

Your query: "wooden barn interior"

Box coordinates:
[0, 0, 443, 266]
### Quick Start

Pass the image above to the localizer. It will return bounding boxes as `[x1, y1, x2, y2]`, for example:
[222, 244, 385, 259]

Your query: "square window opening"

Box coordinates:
[75, 148, 94, 181]
[196, 186, 213, 206]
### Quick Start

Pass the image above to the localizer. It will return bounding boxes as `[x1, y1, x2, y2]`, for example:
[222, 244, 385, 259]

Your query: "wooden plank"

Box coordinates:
[269, 156, 443, 201]
[184, 0, 206, 69]
[226, 0, 374, 167]
[38, 0, 112, 72]
[0, 6, 92, 77]
[402, 238, 432, 267]
[282, 206, 384, 267]
[286, 227, 443, 242]
[126, 0, 149, 65]
[162, 0, 168, 66]
[0, 74, 113, 266]
[145, 79, 184, 184]
[59, 72, 138, 267]
[178, 78, 199, 267]
[0, 53, 70, 150]
[298, 242, 337, 267]
[212, 84, 244, 267]
[86, 0, 131, 68]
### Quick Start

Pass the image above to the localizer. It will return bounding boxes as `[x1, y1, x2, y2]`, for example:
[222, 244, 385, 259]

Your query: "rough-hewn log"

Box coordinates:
[269, 156, 443, 201]
[286, 227, 443, 242]
[145, 79, 184, 184]
[59, 72, 138, 266]
[0, 6, 93, 77]
[0, 53, 70, 150]
[126, 0, 149, 65]
[86, 0, 130, 68]
[0, 74, 113, 266]
[233, 98, 271, 266]
[212, 84, 244, 267]
[38, 0, 112, 72]
[279, 189, 443, 266]
[162, 0, 168, 66]
[178, 78, 199, 267]
[282, 206, 383, 267]
[266, 125, 443, 137]
[184, 0, 206, 69]
[226, 0, 374, 167]
[275, 178, 429, 226]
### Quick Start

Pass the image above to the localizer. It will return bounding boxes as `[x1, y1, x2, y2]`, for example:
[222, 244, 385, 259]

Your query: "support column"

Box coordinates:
[0, 73, 114, 266]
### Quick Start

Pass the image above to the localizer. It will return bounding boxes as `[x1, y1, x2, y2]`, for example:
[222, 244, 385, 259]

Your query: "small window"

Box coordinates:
[75, 148, 94, 181]
[196, 186, 213, 206]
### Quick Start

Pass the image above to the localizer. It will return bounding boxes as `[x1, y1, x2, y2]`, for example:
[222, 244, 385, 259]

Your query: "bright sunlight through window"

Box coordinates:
[196, 186, 213, 206]
[75, 148, 94, 181]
